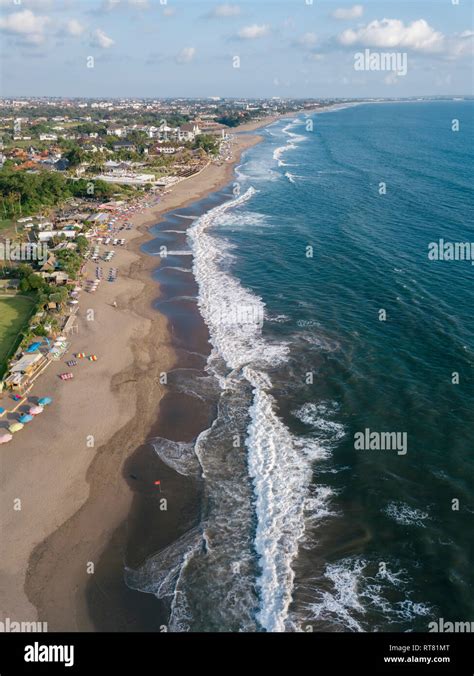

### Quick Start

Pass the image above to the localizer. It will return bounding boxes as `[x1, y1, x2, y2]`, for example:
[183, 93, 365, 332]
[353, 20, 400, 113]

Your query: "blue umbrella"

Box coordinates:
[38, 397, 52, 406]
[19, 414, 33, 424]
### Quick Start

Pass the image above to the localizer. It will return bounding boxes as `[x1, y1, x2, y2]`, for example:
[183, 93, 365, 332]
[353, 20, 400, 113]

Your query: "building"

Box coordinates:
[107, 126, 125, 137]
[93, 172, 155, 186]
[38, 230, 77, 242]
[154, 145, 183, 155]
[177, 123, 201, 142]
[4, 352, 50, 394]
[112, 140, 136, 152]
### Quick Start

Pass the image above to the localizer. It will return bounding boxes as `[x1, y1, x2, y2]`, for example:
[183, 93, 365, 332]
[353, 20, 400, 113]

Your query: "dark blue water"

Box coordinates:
[135, 101, 474, 632]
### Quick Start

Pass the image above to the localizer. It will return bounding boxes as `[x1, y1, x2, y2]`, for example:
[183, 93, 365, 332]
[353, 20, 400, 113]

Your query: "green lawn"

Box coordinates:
[0, 295, 36, 378]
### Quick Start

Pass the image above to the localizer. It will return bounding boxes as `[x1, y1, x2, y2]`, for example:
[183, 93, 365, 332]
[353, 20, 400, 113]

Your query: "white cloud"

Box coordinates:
[447, 30, 474, 59]
[66, 19, 84, 36]
[0, 0, 53, 7]
[91, 28, 114, 49]
[332, 5, 364, 20]
[102, 0, 149, 10]
[308, 53, 325, 62]
[175, 46, 196, 63]
[209, 4, 241, 18]
[237, 24, 269, 39]
[297, 32, 317, 47]
[0, 9, 50, 44]
[338, 18, 445, 53]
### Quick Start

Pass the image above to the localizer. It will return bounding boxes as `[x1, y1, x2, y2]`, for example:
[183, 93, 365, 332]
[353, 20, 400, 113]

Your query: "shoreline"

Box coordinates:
[4, 105, 339, 630]
[0, 129, 265, 631]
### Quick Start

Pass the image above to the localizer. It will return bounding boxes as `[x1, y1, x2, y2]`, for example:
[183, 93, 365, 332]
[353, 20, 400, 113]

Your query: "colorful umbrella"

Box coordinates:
[0, 433, 13, 444]
[38, 397, 52, 406]
[89, 355, 98, 361]
[19, 414, 33, 424]
[29, 405, 44, 416]
[9, 422, 24, 433]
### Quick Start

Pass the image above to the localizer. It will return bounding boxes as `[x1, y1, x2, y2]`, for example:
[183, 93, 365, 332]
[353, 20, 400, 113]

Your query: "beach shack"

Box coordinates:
[4, 352, 49, 395]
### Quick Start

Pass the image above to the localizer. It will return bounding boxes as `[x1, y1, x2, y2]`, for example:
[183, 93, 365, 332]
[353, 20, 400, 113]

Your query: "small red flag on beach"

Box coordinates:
[154, 480, 161, 486]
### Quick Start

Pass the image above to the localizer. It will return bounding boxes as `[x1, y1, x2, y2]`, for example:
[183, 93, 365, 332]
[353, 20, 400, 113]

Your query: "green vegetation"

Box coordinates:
[0, 169, 113, 218]
[17, 264, 71, 300]
[0, 218, 13, 232]
[54, 249, 83, 280]
[216, 113, 251, 127]
[0, 295, 36, 377]
[64, 146, 84, 167]
[193, 134, 219, 155]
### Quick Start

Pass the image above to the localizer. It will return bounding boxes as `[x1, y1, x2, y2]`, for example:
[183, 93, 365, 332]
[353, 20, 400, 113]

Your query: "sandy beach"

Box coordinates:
[0, 129, 264, 631]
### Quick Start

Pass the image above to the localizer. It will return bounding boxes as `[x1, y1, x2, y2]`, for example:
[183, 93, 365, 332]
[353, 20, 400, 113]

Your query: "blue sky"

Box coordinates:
[0, 0, 473, 98]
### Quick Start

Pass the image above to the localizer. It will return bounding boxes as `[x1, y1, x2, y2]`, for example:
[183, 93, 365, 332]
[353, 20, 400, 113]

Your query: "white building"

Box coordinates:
[107, 126, 125, 137]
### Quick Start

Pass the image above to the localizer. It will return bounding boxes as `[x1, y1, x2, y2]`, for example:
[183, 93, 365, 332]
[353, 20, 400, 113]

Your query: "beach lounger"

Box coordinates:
[66, 360, 78, 367]
[59, 373, 74, 381]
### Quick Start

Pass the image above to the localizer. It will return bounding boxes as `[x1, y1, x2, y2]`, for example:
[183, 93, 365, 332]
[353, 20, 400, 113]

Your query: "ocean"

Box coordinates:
[129, 101, 474, 632]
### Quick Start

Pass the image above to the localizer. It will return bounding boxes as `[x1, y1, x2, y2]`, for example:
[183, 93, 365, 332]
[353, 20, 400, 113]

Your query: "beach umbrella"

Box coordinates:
[19, 414, 33, 424]
[76, 353, 86, 359]
[38, 397, 52, 406]
[29, 405, 44, 416]
[0, 433, 13, 444]
[9, 422, 24, 433]
[89, 355, 98, 361]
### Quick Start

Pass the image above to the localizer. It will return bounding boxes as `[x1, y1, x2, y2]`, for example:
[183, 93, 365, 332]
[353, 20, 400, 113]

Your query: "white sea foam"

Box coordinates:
[125, 527, 203, 605]
[214, 210, 270, 229]
[169, 538, 205, 632]
[151, 437, 202, 477]
[384, 502, 430, 527]
[305, 558, 367, 632]
[267, 313, 291, 323]
[245, 368, 331, 631]
[188, 188, 288, 370]
[152, 250, 192, 256]
[302, 557, 431, 632]
[293, 402, 346, 444]
[188, 187, 332, 632]
[160, 266, 191, 273]
[273, 119, 307, 167]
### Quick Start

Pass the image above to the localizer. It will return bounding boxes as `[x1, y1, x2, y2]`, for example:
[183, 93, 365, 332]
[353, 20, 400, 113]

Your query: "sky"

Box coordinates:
[0, 0, 473, 99]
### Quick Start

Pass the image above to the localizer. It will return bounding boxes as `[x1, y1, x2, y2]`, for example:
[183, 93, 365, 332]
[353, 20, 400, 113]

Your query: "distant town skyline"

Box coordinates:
[1, 0, 473, 99]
